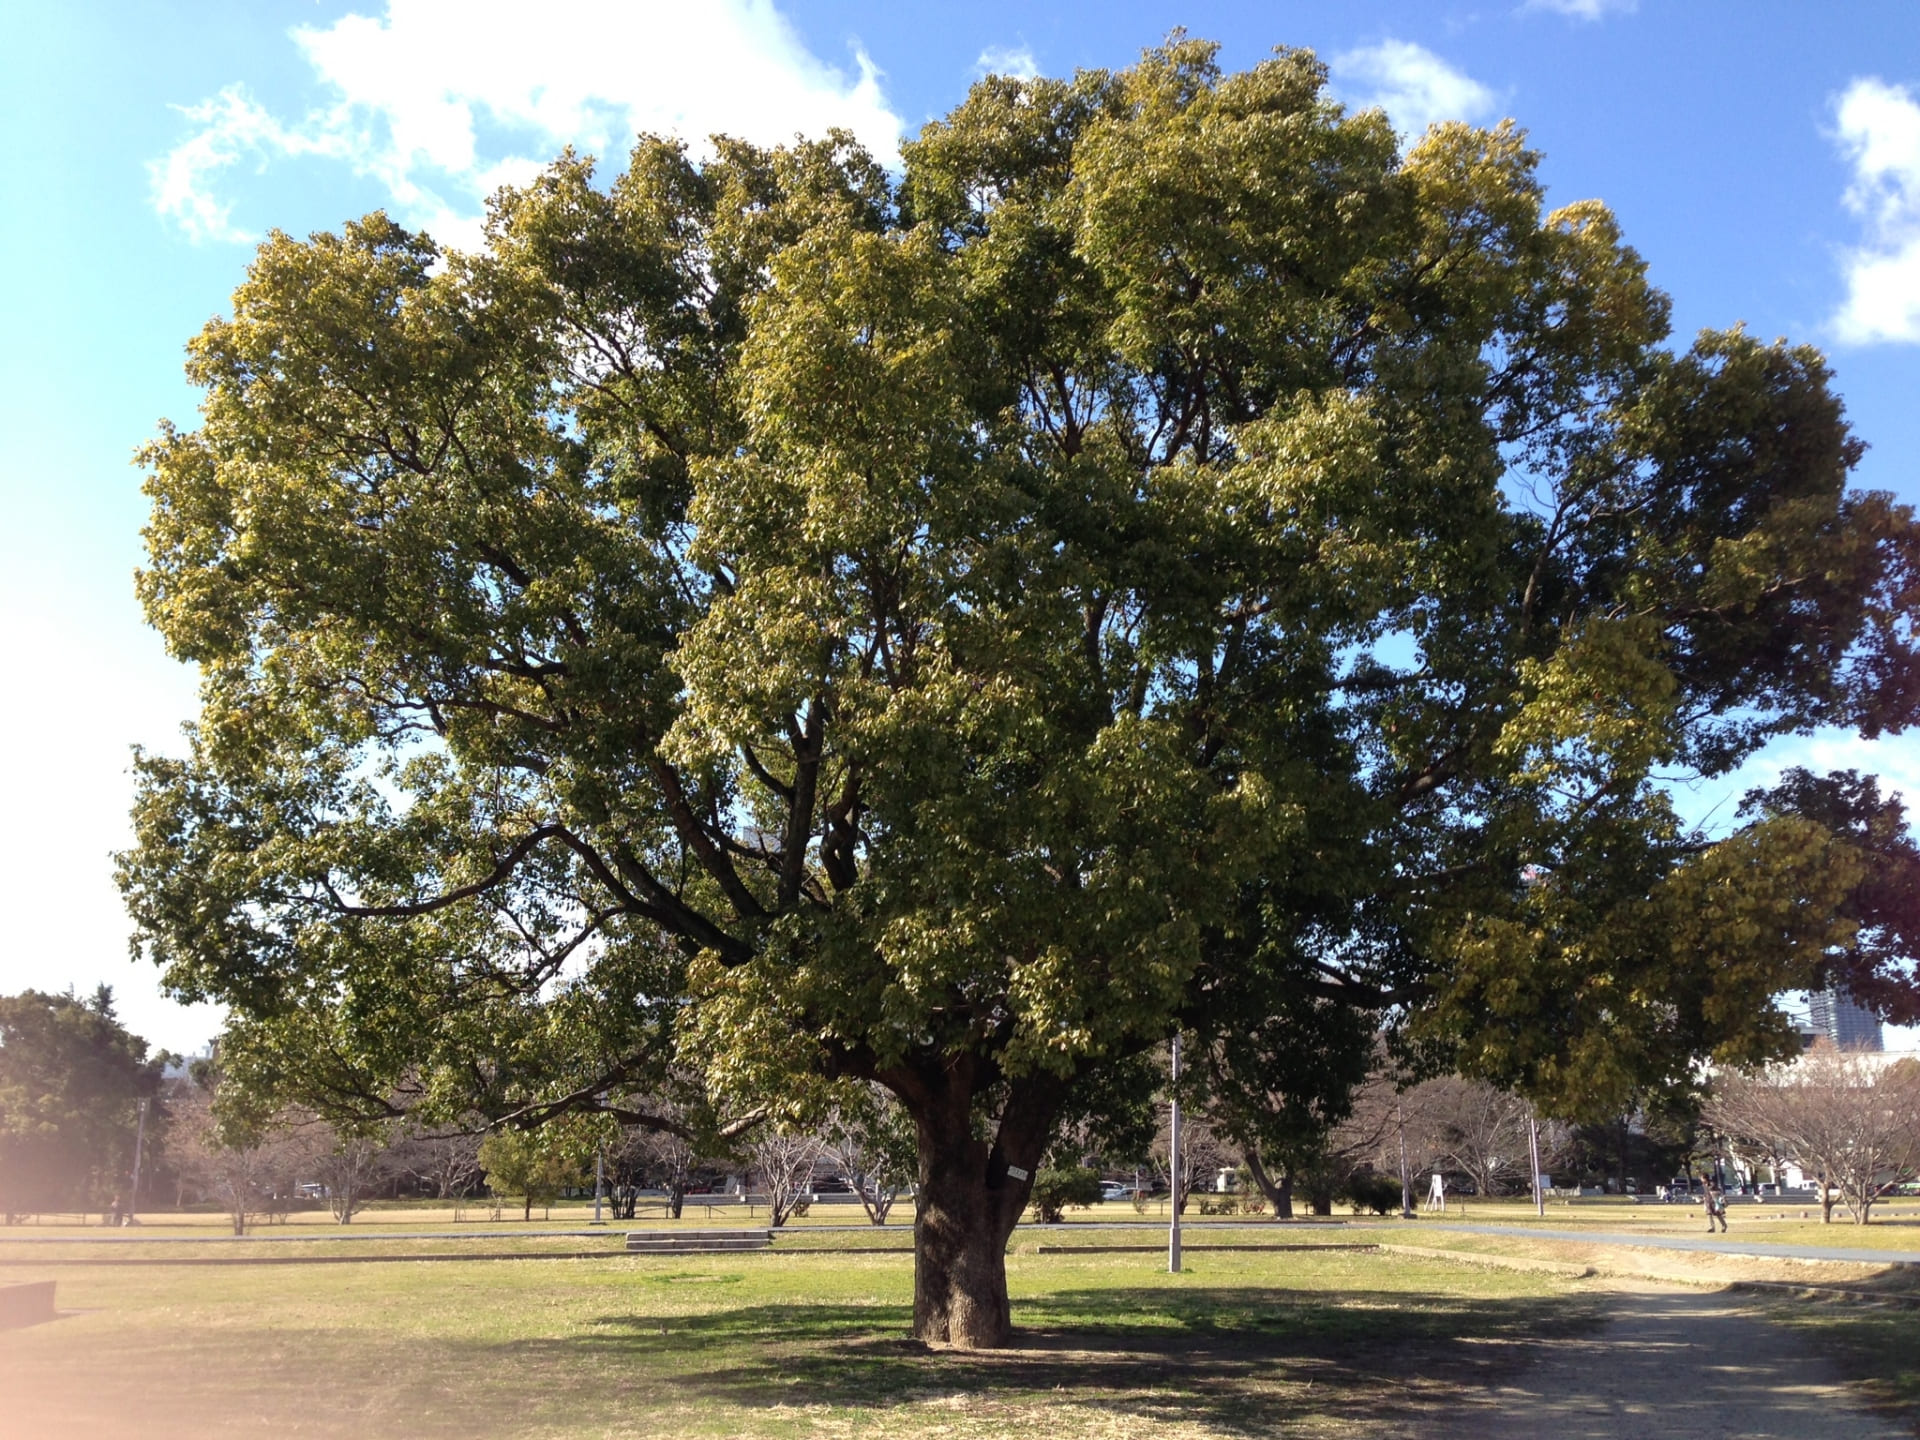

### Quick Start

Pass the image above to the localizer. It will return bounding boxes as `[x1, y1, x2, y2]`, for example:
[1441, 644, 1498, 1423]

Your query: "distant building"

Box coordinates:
[1808, 985, 1884, 1052]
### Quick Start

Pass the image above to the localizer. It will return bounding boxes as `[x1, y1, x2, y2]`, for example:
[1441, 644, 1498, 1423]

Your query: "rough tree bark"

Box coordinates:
[896, 1065, 1054, 1348]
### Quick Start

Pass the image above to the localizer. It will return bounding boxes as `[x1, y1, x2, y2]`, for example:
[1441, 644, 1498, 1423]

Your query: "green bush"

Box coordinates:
[1028, 1166, 1103, 1223]
[1342, 1171, 1402, 1216]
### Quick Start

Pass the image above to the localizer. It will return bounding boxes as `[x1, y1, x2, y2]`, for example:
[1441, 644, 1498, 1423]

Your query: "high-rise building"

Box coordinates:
[1808, 985, 1884, 1052]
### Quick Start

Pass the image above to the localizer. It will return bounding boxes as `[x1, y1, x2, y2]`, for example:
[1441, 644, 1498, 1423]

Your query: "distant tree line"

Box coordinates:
[11, 986, 1916, 1233]
[0, 989, 163, 1223]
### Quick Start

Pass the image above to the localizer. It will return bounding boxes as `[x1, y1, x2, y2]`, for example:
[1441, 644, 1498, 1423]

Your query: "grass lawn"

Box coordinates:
[0, 1220, 1351, 1265]
[0, 1246, 1603, 1439]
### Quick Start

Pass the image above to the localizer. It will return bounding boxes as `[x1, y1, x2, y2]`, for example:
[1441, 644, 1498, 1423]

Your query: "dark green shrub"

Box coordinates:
[1342, 1171, 1402, 1216]
[1029, 1166, 1103, 1223]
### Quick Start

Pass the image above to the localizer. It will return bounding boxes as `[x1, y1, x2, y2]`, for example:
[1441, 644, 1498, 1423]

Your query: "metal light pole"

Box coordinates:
[593, 1148, 605, 1225]
[1528, 1113, 1544, 1217]
[1168, 1032, 1182, 1274]
[1397, 1101, 1413, 1220]
[128, 1096, 150, 1224]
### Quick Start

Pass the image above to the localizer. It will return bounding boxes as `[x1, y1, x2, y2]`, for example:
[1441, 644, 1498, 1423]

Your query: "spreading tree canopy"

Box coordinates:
[121, 39, 1920, 1346]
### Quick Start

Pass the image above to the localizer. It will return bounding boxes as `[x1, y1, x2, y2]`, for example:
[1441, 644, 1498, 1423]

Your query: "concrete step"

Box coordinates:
[0, 1281, 56, 1330]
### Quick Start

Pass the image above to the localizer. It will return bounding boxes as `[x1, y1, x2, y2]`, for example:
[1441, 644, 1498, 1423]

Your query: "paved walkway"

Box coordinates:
[1403, 1222, 1920, 1267]
[1437, 1282, 1908, 1438]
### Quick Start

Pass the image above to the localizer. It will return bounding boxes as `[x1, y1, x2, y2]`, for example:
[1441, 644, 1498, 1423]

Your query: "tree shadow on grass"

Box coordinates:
[524, 1284, 1603, 1436]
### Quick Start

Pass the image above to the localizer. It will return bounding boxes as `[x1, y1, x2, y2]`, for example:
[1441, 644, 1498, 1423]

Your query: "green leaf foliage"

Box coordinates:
[0, 989, 163, 1219]
[1029, 1165, 1105, 1224]
[120, 37, 1919, 1330]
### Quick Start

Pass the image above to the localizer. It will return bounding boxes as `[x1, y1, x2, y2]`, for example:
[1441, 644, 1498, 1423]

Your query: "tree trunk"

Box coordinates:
[912, 1164, 1016, 1348]
[1243, 1149, 1293, 1219]
[668, 1182, 684, 1220]
[899, 1068, 1049, 1350]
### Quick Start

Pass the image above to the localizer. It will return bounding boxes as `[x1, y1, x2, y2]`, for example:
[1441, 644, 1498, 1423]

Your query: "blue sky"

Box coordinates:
[3, 0, 1919, 1055]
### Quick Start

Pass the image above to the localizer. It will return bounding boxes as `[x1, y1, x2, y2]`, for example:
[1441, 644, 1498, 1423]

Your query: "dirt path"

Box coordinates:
[1411, 1220, 1920, 1267]
[1438, 1281, 1907, 1438]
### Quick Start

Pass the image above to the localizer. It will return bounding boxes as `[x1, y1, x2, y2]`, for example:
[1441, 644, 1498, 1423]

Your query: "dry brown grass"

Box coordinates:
[0, 1245, 1597, 1439]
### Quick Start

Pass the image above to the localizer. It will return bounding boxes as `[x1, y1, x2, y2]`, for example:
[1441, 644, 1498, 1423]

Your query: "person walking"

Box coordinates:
[1705, 1184, 1728, 1233]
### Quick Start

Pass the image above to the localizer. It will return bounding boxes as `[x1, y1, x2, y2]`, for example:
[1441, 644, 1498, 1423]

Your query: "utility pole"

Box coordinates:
[1528, 1112, 1544, 1218]
[1168, 1032, 1182, 1274]
[128, 1096, 150, 1225]
[1397, 1101, 1413, 1220]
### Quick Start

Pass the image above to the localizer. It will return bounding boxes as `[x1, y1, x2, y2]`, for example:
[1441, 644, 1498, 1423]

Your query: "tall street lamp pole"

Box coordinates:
[128, 1096, 150, 1224]
[1528, 1113, 1545, 1218]
[1398, 1101, 1413, 1220]
[1168, 1033, 1182, 1274]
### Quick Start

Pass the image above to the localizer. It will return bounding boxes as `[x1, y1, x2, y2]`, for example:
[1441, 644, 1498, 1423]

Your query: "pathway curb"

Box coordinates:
[1375, 1243, 1595, 1278]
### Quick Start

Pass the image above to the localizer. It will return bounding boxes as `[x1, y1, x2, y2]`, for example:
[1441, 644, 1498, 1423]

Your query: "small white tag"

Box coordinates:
[1006, 1165, 1030, 1181]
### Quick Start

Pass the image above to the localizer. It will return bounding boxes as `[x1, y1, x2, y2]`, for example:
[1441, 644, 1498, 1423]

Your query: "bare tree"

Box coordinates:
[1408, 1077, 1537, 1198]
[168, 1084, 310, 1235]
[1707, 1046, 1920, 1224]
[637, 1126, 703, 1219]
[750, 1127, 822, 1228]
[824, 1086, 916, 1226]
[307, 1130, 396, 1224]
[392, 1129, 484, 1201]
[1152, 1110, 1228, 1215]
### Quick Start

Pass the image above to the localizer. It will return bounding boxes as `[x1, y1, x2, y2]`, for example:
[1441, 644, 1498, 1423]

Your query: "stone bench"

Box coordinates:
[625, 1228, 773, 1254]
[0, 1281, 55, 1330]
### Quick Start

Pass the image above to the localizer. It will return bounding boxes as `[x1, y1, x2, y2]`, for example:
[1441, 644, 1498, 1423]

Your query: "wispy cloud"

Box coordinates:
[1330, 40, 1496, 140]
[1669, 729, 1920, 837]
[1831, 77, 1920, 345]
[1521, 0, 1636, 20]
[149, 87, 350, 244]
[149, 0, 905, 251]
[975, 45, 1040, 82]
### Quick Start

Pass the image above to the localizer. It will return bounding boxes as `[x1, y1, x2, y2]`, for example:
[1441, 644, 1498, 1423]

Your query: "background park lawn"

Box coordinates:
[0, 1244, 1603, 1439]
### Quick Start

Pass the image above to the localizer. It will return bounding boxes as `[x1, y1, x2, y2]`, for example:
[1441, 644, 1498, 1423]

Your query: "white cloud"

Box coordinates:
[149, 87, 351, 243]
[1330, 40, 1496, 140]
[1669, 728, 1920, 837]
[1522, 0, 1636, 20]
[150, 0, 905, 250]
[1831, 77, 1920, 344]
[975, 46, 1040, 82]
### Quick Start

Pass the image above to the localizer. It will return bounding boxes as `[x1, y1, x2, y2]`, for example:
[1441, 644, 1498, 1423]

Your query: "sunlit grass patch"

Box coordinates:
[0, 1246, 1599, 1438]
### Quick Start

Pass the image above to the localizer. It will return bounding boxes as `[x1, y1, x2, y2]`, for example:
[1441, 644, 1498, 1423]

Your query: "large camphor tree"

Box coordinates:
[122, 40, 1920, 1347]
